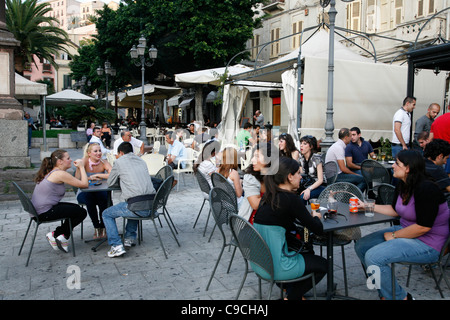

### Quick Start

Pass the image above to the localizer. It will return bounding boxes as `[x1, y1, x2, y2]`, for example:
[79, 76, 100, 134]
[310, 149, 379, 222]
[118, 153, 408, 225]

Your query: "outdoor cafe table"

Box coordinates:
[319, 202, 398, 300]
[80, 179, 120, 251]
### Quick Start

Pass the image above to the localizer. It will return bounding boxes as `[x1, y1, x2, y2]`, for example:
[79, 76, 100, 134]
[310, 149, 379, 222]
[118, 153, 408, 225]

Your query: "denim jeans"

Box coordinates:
[336, 172, 366, 192]
[354, 225, 439, 300]
[391, 144, 403, 159]
[102, 201, 151, 247]
[300, 185, 325, 205]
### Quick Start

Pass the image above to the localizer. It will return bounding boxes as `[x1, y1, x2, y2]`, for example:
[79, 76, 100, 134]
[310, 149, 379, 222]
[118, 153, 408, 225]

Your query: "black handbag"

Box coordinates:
[283, 225, 314, 257]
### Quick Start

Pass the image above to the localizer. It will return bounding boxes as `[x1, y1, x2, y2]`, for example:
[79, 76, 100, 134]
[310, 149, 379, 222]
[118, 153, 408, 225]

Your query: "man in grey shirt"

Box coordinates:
[103, 142, 156, 257]
[414, 103, 440, 145]
[253, 110, 264, 128]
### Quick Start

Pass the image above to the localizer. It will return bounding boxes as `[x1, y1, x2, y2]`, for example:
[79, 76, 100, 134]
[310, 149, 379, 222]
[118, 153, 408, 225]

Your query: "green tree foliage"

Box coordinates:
[57, 103, 117, 130]
[5, 0, 75, 73]
[71, 0, 264, 86]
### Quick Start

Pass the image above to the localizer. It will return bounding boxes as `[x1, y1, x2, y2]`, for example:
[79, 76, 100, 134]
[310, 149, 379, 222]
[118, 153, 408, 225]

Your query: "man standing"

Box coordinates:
[253, 110, 264, 128]
[392, 96, 416, 158]
[89, 127, 110, 159]
[325, 128, 366, 192]
[345, 127, 375, 174]
[103, 142, 156, 257]
[112, 129, 144, 158]
[414, 102, 440, 147]
[24, 112, 33, 148]
[423, 139, 450, 193]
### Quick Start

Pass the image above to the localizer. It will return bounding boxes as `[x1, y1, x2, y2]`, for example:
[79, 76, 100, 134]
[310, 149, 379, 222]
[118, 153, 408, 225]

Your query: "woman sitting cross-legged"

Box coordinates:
[75, 142, 112, 239]
[253, 156, 328, 300]
[31, 149, 88, 253]
[354, 149, 450, 300]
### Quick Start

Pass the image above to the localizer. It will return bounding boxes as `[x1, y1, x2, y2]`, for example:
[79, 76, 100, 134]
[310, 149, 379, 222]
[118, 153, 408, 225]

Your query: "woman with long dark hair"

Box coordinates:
[32, 149, 88, 253]
[253, 157, 327, 300]
[238, 143, 271, 223]
[298, 135, 326, 203]
[278, 133, 300, 161]
[355, 149, 450, 300]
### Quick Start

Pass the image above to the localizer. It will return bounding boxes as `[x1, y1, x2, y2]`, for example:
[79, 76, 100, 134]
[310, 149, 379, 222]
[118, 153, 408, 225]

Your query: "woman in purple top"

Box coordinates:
[355, 149, 449, 300]
[32, 149, 89, 253]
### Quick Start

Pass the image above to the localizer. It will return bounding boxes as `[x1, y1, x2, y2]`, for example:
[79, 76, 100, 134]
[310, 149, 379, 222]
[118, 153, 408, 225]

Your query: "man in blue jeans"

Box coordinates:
[325, 128, 366, 192]
[103, 142, 156, 257]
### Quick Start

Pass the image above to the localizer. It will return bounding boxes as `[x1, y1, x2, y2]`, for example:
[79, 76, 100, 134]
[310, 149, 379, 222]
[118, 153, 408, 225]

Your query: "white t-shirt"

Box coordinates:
[324, 139, 346, 174]
[113, 137, 143, 156]
[392, 108, 412, 144]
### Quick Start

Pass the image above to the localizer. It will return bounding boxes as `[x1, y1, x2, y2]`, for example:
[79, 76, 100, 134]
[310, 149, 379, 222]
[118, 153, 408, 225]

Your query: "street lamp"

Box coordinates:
[130, 36, 158, 144]
[96, 61, 116, 109]
[319, 0, 354, 151]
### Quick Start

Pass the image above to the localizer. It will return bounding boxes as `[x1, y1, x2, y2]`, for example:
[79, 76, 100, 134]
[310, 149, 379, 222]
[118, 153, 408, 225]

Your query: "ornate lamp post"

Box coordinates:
[319, 0, 354, 151]
[130, 36, 157, 144]
[96, 61, 116, 109]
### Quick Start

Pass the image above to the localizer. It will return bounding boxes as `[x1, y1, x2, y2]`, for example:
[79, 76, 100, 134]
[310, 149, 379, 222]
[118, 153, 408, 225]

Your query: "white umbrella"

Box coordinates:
[46, 89, 95, 105]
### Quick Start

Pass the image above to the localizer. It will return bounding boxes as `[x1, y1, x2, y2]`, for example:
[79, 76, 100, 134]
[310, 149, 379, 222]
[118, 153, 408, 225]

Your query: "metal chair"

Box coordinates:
[211, 172, 238, 210]
[391, 234, 450, 299]
[229, 214, 317, 300]
[154, 165, 173, 181]
[324, 161, 339, 185]
[205, 188, 239, 291]
[376, 183, 396, 205]
[13, 182, 76, 266]
[193, 171, 213, 236]
[360, 159, 391, 198]
[314, 182, 365, 296]
[122, 175, 180, 259]
[210, 172, 238, 240]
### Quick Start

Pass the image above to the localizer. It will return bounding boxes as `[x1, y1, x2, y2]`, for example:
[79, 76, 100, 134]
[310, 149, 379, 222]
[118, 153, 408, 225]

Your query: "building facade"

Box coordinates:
[23, 0, 119, 92]
[242, 0, 449, 130]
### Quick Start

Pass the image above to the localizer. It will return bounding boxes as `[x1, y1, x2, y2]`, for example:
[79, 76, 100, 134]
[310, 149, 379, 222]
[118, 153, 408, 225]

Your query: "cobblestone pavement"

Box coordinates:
[0, 146, 448, 302]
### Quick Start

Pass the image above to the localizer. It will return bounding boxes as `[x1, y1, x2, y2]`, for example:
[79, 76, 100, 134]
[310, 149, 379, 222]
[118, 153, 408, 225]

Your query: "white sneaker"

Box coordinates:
[55, 234, 69, 253]
[107, 245, 126, 258]
[46, 232, 58, 251]
[124, 238, 136, 247]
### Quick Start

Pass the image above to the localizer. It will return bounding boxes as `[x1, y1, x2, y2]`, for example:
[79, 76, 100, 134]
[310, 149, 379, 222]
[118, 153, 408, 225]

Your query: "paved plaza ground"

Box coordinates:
[0, 145, 448, 305]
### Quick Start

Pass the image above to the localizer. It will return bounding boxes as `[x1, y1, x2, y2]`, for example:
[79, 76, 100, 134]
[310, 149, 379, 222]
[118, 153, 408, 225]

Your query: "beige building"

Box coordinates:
[24, 0, 119, 91]
[241, 0, 449, 131]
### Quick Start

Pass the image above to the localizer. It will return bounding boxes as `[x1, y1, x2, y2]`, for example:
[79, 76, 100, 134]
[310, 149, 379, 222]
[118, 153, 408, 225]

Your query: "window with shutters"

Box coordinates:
[251, 34, 260, 61]
[380, 0, 389, 31]
[346, 1, 361, 31]
[394, 0, 403, 26]
[418, 0, 424, 17]
[270, 27, 280, 58]
[292, 21, 303, 49]
[428, 0, 434, 14]
[367, 0, 376, 32]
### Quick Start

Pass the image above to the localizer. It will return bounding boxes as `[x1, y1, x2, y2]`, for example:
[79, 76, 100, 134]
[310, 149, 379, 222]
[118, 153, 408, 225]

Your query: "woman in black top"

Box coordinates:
[254, 157, 327, 300]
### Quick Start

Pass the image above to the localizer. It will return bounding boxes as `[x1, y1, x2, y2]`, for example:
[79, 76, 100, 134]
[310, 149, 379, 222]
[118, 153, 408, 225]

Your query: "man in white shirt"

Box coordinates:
[89, 127, 110, 159]
[112, 129, 144, 158]
[392, 96, 416, 158]
[325, 128, 366, 192]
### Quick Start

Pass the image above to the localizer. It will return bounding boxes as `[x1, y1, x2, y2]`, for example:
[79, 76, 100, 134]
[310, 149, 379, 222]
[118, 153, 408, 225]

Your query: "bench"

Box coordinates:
[70, 131, 87, 149]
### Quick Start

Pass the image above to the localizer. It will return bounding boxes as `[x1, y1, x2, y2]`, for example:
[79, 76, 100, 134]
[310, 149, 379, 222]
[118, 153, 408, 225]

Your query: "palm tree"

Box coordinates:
[5, 0, 75, 73]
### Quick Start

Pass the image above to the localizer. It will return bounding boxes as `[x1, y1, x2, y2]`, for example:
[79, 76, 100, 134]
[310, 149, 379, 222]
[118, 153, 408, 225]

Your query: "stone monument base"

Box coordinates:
[0, 119, 31, 168]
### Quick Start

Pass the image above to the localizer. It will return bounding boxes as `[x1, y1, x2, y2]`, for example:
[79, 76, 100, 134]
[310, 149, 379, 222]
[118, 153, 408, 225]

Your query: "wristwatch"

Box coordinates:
[307, 186, 313, 191]
[392, 231, 397, 239]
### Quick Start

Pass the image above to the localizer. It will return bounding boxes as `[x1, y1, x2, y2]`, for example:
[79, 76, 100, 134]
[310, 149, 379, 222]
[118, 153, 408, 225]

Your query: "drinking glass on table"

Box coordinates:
[371, 153, 377, 160]
[364, 198, 375, 217]
[380, 152, 386, 162]
[310, 198, 320, 213]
